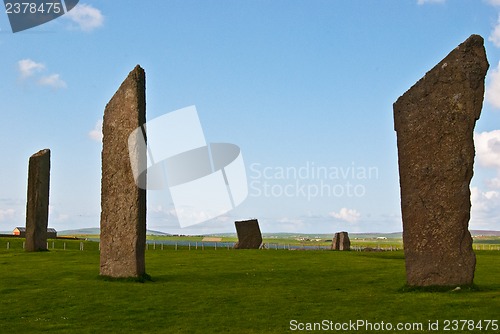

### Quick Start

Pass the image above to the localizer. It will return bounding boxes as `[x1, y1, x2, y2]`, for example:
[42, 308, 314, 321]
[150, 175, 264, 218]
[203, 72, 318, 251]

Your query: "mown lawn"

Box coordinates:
[0, 244, 498, 333]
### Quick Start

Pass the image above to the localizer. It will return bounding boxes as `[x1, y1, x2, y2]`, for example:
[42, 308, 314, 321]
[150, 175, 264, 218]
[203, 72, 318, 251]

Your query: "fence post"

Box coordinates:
[202, 242, 204, 251]
[196, 242, 198, 250]
[52, 241, 55, 249]
[7, 242, 9, 250]
[215, 242, 217, 250]
[64, 242, 66, 250]
[188, 242, 191, 250]
[153, 242, 156, 250]
[175, 243, 178, 251]
[80, 242, 84, 251]
[22, 241, 25, 249]
[161, 243, 164, 251]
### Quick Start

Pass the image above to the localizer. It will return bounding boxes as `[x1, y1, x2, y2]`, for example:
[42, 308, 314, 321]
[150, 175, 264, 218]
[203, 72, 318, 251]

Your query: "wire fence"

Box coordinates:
[1, 239, 499, 252]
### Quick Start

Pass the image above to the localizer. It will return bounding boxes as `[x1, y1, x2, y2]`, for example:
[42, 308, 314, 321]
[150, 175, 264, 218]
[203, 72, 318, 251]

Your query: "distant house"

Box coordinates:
[47, 228, 57, 239]
[13, 227, 25, 237]
[13, 227, 57, 238]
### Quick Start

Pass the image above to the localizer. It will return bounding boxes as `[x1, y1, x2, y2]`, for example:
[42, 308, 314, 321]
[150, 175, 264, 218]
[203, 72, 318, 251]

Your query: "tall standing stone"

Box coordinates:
[331, 232, 350, 251]
[234, 219, 263, 249]
[394, 35, 489, 286]
[100, 65, 147, 278]
[25, 149, 50, 252]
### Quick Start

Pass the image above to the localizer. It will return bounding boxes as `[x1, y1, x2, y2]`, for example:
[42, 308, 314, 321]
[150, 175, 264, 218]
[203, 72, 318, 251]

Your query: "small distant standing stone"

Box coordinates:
[25, 149, 50, 252]
[394, 35, 489, 286]
[331, 232, 350, 251]
[100, 65, 147, 278]
[234, 219, 263, 249]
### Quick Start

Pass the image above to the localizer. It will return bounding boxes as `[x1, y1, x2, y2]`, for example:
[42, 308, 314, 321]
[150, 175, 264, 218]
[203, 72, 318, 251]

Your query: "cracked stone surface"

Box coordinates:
[393, 35, 489, 286]
[100, 65, 147, 278]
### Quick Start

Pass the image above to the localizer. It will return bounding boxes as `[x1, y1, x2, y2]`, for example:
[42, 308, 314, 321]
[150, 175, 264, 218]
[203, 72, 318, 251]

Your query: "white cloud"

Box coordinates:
[486, 0, 500, 6]
[17, 59, 45, 78]
[38, 74, 67, 89]
[329, 208, 360, 223]
[66, 4, 104, 32]
[489, 15, 500, 48]
[55, 213, 70, 222]
[470, 198, 500, 227]
[474, 130, 500, 169]
[472, 130, 500, 229]
[17, 59, 67, 89]
[259, 217, 306, 233]
[417, 0, 445, 5]
[487, 177, 500, 189]
[486, 61, 500, 109]
[471, 187, 500, 212]
[0, 208, 15, 221]
[88, 120, 103, 142]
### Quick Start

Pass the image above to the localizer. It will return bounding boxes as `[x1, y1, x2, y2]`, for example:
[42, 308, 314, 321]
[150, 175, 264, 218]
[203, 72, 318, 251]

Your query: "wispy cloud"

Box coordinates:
[489, 15, 500, 48]
[0, 208, 15, 222]
[486, 0, 500, 6]
[66, 4, 104, 32]
[329, 208, 361, 223]
[38, 74, 67, 89]
[88, 120, 103, 142]
[486, 62, 500, 109]
[18, 59, 45, 78]
[17, 59, 67, 90]
[417, 0, 445, 5]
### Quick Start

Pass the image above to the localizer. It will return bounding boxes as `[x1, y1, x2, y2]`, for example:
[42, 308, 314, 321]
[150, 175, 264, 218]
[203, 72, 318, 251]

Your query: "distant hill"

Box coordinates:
[470, 230, 500, 237]
[59, 228, 100, 235]
[56, 228, 500, 238]
[58, 228, 171, 236]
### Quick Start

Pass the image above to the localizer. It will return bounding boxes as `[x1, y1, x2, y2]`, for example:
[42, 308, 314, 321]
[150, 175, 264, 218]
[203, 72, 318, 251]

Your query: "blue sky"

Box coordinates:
[1, 0, 500, 234]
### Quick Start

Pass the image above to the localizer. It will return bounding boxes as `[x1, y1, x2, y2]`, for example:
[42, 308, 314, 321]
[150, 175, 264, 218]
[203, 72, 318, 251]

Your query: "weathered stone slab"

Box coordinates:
[234, 219, 262, 249]
[100, 65, 147, 278]
[393, 35, 489, 286]
[331, 231, 350, 251]
[25, 149, 50, 252]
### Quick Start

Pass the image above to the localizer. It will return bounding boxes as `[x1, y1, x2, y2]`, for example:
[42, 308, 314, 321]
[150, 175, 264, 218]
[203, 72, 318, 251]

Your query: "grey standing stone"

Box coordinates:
[331, 232, 350, 251]
[393, 35, 489, 286]
[100, 65, 147, 278]
[25, 149, 50, 252]
[234, 219, 262, 249]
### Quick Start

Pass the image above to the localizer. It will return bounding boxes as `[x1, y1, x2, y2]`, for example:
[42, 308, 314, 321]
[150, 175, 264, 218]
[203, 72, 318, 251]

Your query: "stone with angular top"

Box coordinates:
[394, 35, 489, 286]
[100, 65, 147, 278]
[234, 219, 262, 249]
[25, 149, 50, 252]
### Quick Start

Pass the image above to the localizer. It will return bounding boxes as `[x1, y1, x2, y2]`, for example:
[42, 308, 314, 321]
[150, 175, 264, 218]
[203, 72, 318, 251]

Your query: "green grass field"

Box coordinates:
[0, 240, 499, 333]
